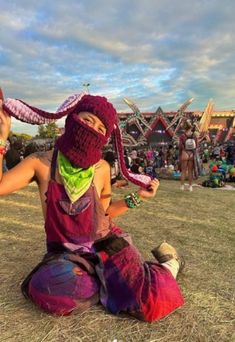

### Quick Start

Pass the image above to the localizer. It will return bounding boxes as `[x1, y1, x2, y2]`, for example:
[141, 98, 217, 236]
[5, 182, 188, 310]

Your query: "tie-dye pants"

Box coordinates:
[25, 235, 184, 322]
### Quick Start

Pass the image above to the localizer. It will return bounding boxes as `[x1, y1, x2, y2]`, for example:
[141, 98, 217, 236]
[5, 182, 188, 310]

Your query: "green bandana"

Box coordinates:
[57, 151, 95, 203]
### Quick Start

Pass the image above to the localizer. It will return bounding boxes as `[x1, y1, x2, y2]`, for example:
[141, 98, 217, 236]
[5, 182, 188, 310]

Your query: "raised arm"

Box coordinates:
[0, 99, 37, 195]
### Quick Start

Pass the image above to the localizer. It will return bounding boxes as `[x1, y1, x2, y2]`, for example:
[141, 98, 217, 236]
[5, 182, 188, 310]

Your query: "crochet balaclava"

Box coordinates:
[2, 91, 152, 189]
[55, 95, 117, 168]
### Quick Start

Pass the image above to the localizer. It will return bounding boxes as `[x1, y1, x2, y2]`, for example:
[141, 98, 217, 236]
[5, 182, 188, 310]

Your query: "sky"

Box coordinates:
[0, 0, 235, 135]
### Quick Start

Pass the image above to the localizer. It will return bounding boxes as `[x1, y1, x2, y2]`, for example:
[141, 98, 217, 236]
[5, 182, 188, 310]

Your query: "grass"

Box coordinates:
[0, 180, 235, 342]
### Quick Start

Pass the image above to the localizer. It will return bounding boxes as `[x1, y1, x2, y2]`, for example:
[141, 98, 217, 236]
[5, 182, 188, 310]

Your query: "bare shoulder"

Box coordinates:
[95, 159, 110, 173]
[93, 159, 111, 197]
[93, 159, 110, 192]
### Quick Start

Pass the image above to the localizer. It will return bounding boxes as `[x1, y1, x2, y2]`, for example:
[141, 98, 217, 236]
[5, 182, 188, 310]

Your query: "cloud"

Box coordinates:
[0, 0, 235, 134]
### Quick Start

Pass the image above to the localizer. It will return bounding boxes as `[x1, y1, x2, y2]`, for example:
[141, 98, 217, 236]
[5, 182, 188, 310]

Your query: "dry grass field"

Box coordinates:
[0, 180, 235, 342]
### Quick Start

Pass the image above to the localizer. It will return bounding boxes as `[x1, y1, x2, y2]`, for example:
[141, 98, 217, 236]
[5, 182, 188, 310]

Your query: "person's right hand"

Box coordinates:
[0, 100, 11, 141]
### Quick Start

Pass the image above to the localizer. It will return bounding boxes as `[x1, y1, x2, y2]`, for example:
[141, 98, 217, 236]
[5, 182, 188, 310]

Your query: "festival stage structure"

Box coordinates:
[119, 98, 235, 146]
[194, 109, 235, 144]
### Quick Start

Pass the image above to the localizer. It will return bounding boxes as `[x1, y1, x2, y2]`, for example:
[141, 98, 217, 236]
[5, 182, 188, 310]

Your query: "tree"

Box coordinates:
[46, 122, 59, 139]
[38, 122, 59, 139]
[38, 125, 46, 138]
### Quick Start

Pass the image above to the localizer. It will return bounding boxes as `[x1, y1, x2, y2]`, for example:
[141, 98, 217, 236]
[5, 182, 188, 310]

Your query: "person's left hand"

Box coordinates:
[137, 178, 160, 200]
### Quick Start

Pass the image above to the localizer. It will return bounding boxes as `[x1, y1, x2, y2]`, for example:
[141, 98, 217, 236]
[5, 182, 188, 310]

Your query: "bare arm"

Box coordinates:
[0, 155, 38, 195]
[97, 159, 160, 219]
[0, 99, 38, 195]
[106, 178, 160, 219]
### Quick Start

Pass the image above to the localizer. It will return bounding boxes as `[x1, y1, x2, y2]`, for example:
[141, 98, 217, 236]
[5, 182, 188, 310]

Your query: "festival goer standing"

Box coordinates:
[0, 94, 184, 322]
[212, 144, 221, 161]
[158, 146, 166, 167]
[124, 149, 132, 169]
[154, 149, 161, 168]
[166, 144, 175, 166]
[219, 144, 226, 161]
[179, 120, 199, 191]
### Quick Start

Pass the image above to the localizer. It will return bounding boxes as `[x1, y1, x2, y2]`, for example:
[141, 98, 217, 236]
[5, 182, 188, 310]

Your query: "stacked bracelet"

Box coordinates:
[0, 139, 7, 146]
[124, 192, 142, 209]
[0, 140, 10, 155]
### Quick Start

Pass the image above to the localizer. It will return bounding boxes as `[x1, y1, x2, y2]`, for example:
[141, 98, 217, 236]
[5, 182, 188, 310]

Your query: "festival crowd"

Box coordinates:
[3, 134, 235, 188]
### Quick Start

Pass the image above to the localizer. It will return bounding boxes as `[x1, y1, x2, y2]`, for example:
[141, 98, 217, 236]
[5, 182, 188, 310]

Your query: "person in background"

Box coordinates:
[179, 120, 198, 191]
[124, 149, 132, 169]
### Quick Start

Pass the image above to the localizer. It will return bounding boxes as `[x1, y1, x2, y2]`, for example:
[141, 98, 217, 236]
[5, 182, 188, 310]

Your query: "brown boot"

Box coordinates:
[151, 242, 185, 273]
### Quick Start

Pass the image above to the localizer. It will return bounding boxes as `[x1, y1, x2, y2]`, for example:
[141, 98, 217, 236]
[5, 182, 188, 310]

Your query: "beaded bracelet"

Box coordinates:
[0, 139, 7, 147]
[0, 140, 10, 155]
[0, 147, 7, 155]
[124, 192, 142, 209]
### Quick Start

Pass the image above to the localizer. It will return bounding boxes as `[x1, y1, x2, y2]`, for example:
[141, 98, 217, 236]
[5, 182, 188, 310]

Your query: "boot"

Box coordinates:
[151, 242, 185, 273]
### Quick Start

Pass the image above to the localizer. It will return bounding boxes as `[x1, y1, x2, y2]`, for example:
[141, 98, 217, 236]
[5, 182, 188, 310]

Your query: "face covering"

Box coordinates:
[55, 94, 117, 168]
[56, 112, 108, 168]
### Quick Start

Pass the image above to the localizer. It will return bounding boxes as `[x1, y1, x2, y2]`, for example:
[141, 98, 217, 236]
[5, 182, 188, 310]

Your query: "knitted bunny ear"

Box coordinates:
[55, 93, 86, 113]
[2, 92, 86, 125]
[113, 124, 152, 189]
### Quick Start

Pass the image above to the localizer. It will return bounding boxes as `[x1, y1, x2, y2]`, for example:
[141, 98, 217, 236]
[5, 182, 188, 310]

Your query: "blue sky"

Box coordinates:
[0, 0, 235, 135]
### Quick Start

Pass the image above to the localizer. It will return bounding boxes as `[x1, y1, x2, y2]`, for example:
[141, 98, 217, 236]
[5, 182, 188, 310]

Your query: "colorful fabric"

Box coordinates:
[27, 235, 184, 321]
[94, 235, 184, 322]
[28, 255, 99, 315]
[22, 141, 184, 321]
[44, 150, 112, 253]
[57, 151, 95, 203]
